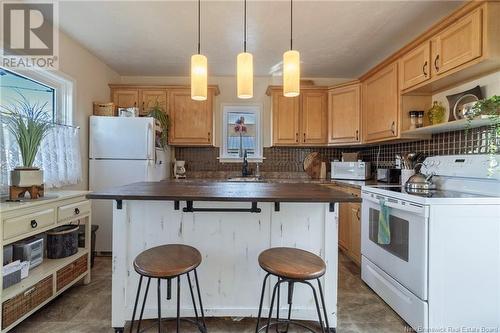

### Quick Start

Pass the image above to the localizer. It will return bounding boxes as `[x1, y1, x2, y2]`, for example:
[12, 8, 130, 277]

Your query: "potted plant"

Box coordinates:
[465, 95, 499, 176]
[2, 95, 52, 199]
[147, 103, 170, 149]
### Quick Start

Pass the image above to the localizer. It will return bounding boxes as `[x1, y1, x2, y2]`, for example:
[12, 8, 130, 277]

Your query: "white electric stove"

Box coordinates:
[361, 155, 500, 332]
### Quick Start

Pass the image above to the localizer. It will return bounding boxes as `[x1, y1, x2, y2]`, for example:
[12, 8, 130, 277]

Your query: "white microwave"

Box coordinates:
[331, 161, 371, 180]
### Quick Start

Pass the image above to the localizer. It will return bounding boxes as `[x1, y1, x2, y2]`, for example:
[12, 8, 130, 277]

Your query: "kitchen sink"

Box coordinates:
[226, 177, 266, 182]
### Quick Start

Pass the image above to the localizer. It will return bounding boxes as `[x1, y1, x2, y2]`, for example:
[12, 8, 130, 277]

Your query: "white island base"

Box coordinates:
[112, 200, 338, 331]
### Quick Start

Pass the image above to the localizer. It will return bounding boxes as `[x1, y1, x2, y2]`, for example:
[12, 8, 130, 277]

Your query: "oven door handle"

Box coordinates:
[362, 194, 424, 214]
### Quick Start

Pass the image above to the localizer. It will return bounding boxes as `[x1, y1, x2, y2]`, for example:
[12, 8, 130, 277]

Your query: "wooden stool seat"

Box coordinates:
[134, 244, 202, 278]
[258, 247, 326, 280]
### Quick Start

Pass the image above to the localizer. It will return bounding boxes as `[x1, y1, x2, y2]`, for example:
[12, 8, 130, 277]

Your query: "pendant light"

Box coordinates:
[283, 0, 300, 97]
[191, 0, 207, 101]
[237, 0, 253, 99]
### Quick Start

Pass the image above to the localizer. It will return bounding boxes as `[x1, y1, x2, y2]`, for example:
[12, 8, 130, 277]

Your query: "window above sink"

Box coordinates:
[219, 104, 263, 163]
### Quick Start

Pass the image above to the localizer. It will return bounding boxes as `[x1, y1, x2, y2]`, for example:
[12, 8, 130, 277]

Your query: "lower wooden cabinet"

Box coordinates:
[333, 185, 361, 266]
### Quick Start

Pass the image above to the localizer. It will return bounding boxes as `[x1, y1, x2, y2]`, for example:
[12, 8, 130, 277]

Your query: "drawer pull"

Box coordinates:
[31, 219, 38, 228]
[74, 208, 80, 215]
[23, 287, 36, 296]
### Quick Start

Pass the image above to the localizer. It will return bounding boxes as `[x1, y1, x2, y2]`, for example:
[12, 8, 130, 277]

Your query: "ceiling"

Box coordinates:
[59, 1, 464, 78]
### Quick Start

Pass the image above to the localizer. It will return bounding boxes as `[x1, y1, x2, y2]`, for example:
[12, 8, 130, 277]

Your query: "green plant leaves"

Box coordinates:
[1, 94, 53, 167]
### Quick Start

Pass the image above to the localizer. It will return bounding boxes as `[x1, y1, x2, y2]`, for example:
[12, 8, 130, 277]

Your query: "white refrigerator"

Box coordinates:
[89, 116, 170, 252]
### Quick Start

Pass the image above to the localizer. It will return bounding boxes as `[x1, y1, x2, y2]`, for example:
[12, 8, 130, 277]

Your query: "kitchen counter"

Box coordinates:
[86, 180, 361, 203]
[88, 180, 355, 331]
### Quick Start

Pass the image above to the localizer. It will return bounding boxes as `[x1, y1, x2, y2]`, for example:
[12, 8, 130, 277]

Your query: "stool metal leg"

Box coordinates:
[265, 279, 282, 333]
[255, 273, 270, 333]
[157, 278, 162, 333]
[187, 272, 200, 323]
[137, 278, 151, 333]
[304, 281, 325, 333]
[176, 276, 181, 333]
[275, 277, 280, 333]
[284, 282, 294, 333]
[317, 279, 331, 331]
[129, 275, 143, 333]
[194, 269, 207, 330]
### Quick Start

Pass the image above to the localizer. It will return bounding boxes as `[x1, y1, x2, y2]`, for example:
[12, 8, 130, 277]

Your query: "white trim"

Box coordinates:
[220, 103, 263, 162]
[1, 67, 75, 125]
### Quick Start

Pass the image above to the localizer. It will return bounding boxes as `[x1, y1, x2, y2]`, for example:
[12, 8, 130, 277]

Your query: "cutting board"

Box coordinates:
[303, 152, 324, 179]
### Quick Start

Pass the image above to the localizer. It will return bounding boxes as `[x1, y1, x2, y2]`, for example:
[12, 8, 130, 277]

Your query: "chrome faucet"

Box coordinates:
[242, 150, 250, 177]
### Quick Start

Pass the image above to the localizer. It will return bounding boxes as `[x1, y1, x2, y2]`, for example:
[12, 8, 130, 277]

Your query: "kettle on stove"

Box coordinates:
[405, 163, 436, 191]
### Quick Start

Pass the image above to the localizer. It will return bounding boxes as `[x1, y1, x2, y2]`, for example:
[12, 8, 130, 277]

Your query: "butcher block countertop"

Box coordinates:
[86, 180, 361, 203]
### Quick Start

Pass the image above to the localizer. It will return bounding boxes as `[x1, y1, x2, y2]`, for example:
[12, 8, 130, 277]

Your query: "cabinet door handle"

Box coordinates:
[422, 61, 428, 76]
[434, 55, 440, 72]
[30, 219, 38, 228]
[208, 132, 211, 142]
[355, 130, 359, 141]
[303, 133, 306, 142]
[74, 208, 80, 215]
[295, 133, 299, 143]
[356, 209, 361, 220]
[390, 121, 396, 136]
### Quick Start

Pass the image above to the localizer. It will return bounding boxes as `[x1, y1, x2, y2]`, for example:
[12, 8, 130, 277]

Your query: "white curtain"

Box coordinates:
[0, 121, 82, 195]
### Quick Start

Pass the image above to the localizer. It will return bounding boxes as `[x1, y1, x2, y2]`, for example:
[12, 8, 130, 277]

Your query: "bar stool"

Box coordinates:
[129, 244, 207, 333]
[255, 247, 331, 333]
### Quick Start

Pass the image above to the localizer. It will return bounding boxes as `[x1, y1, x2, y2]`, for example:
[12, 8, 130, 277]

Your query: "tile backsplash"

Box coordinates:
[175, 126, 496, 176]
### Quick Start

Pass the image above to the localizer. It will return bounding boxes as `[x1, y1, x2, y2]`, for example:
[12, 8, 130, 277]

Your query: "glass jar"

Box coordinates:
[428, 101, 446, 125]
[416, 111, 424, 128]
[409, 111, 418, 130]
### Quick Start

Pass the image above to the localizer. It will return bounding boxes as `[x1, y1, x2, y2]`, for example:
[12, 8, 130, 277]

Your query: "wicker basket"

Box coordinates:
[93, 102, 115, 116]
[56, 254, 88, 292]
[2, 275, 53, 329]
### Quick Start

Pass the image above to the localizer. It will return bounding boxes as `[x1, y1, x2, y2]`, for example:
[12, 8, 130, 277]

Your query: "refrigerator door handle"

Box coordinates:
[146, 122, 153, 160]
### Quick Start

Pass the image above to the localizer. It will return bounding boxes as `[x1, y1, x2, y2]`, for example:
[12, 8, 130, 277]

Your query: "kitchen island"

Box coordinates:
[87, 180, 360, 332]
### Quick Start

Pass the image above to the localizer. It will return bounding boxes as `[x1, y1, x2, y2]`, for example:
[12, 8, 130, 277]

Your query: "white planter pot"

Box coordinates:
[10, 168, 44, 187]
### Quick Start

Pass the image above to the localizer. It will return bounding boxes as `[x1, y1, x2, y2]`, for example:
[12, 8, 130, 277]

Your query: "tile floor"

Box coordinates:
[12, 252, 411, 333]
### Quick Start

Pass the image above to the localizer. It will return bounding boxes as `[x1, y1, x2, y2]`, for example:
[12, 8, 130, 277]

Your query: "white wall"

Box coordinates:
[119, 75, 350, 147]
[58, 32, 120, 190]
[433, 71, 500, 112]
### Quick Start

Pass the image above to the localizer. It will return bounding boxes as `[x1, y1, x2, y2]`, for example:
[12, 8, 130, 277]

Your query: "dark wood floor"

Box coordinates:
[12, 253, 410, 332]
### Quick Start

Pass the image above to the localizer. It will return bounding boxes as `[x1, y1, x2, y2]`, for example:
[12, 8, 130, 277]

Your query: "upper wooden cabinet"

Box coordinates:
[301, 90, 328, 145]
[431, 8, 482, 77]
[328, 82, 361, 144]
[268, 86, 328, 146]
[168, 88, 215, 146]
[112, 89, 139, 110]
[362, 62, 399, 143]
[109, 85, 219, 146]
[140, 90, 167, 116]
[271, 91, 300, 145]
[400, 42, 431, 90]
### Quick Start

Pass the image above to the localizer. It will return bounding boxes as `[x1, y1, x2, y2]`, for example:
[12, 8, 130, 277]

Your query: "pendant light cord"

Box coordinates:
[244, 0, 247, 52]
[197, 0, 201, 54]
[290, 0, 293, 50]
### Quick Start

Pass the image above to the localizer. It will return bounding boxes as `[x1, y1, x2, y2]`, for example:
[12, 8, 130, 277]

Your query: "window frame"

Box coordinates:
[2, 67, 75, 126]
[219, 103, 264, 163]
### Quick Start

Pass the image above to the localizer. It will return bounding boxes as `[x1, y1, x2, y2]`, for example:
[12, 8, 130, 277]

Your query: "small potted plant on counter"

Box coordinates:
[2, 95, 52, 200]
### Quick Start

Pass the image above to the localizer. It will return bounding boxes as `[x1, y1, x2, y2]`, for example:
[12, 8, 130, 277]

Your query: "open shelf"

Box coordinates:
[400, 116, 494, 138]
[2, 248, 89, 301]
